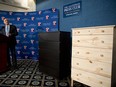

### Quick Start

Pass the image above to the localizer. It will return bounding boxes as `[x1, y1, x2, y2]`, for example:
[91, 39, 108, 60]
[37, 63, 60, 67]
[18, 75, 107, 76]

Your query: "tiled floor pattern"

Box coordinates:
[0, 59, 89, 87]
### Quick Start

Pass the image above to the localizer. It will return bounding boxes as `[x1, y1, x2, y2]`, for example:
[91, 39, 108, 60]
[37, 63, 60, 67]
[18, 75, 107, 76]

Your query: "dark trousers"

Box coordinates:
[7, 45, 17, 68]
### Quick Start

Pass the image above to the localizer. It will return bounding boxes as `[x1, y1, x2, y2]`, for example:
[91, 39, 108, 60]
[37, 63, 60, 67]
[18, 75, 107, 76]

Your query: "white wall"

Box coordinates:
[0, 0, 36, 12]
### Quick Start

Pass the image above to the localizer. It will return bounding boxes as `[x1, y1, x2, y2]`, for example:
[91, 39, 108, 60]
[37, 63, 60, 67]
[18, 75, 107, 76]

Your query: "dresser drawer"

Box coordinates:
[72, 26, 113, 35]
[39, 58, 59, 69]
[39, 49, 59, 60]
[40, 65, 60, 78]
[72, 47, 112, 63]
[72, 35, 113, 48]
[71, 68, 111, 87]
[39, 42, 60, 50]
[72, 58, 111, 78]
[39, 31, 60, 42]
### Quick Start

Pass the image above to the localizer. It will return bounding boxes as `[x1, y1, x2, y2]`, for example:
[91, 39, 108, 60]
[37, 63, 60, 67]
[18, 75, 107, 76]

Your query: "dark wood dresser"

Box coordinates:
[38, 31, 71, 79]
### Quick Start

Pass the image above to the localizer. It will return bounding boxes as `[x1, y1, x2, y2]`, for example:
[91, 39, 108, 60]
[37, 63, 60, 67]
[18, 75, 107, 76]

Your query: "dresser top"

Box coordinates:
[72, 25, 116, 30]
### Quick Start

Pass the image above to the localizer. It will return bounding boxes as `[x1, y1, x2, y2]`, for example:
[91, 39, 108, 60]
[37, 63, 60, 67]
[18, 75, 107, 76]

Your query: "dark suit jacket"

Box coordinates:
[0, 25, 18, 46]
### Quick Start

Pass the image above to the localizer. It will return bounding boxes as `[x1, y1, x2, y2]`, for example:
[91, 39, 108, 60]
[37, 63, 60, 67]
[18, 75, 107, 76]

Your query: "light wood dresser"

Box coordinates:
[71, 25, 116, 87]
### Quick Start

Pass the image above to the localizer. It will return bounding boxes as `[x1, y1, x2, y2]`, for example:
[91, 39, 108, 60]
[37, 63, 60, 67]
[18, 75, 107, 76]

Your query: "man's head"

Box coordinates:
[3, 18, 9, 25]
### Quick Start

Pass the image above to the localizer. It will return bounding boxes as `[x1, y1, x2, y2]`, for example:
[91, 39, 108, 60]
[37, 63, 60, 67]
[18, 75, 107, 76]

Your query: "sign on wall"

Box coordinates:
[63, 1, 81, 17]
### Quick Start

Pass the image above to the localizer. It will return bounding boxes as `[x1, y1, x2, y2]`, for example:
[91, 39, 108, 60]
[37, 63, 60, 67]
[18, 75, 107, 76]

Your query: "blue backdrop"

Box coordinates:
[0, 8, 59, 60]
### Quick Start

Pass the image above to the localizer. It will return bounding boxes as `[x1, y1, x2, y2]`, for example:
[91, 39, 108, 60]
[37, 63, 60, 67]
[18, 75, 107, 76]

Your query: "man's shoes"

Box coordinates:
[13, 66, 19, 70]
[10, 66, 19, 70]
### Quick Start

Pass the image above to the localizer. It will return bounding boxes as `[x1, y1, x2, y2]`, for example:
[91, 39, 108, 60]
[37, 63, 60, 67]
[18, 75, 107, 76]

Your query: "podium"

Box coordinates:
[0, 34, 9, 73]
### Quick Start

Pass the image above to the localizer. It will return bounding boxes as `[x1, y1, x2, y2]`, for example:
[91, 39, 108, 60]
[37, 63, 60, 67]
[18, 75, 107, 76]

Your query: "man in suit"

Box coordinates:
[0, 18, 18, 69]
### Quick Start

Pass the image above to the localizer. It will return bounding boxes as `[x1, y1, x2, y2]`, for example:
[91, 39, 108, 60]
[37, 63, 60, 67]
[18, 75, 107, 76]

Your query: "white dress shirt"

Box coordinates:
[5, 25, 10, 37]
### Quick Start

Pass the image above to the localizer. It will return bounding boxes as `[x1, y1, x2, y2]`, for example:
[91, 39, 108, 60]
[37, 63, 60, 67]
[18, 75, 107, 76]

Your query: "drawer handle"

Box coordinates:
[99, 81, 103, 84]
[77, 52, 79, 54]
[86, 52, 90, 54]
[101, 68, 103, 70]
[77, 73, 82, 76]
[76, 63, 79, 65]
[101, 40, 104, 43]
[101, 30, 105, 33]
[89, 60, 92, 63]
[77, 40, 80, 42]
[100, 54, 104, 57]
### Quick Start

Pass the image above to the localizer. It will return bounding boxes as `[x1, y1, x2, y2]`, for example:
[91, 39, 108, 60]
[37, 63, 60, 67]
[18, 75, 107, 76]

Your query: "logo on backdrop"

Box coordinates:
[38, 11, 42, 15]
[46, 15, 49, 20]
[25, 56, 28, 59]
[24, 46, 27, 49]
[17, 17, 20, 21]
[1, 16, 5, 20]
[24, 12, 28, 16]
[53, 21, 56, 25]
[23, 34, 27, 38]
[46, 27, 49, 32]
[17, 28, 20, 32]
[31, 51, 35, 55]
[31, 40, 34, 44]
[17, 51, 21, 54]
[23, 23, 27, 27]
[9, 12, 13, 15]
[31, 17, 35, 21]
[52, 8, 56, 12]
[38, 22, 41, 26]
[16, 40, 20, 44]
[31, 28, 34, 32]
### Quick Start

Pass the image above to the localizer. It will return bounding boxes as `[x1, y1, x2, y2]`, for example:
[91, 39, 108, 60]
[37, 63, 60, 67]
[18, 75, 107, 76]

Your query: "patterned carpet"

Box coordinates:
[0, 59, 89, 87]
